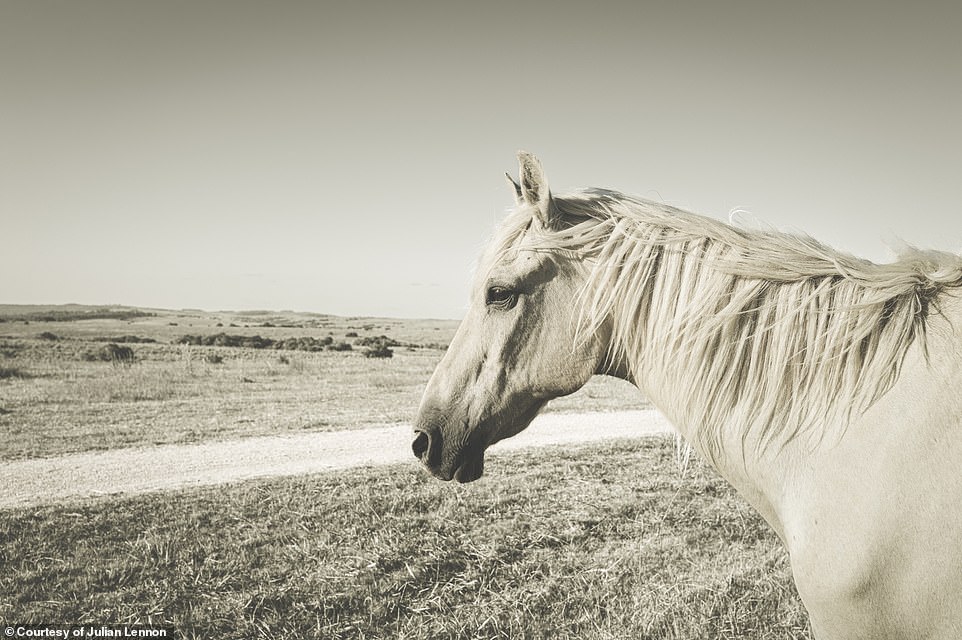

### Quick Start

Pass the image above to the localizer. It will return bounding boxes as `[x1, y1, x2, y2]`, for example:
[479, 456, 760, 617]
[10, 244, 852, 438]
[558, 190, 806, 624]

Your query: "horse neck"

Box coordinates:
[594, 238, 944, 535]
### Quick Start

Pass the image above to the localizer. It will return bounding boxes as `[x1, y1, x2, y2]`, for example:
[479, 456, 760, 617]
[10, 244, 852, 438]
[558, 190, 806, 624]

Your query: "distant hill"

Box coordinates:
[0, 305, 155, 323]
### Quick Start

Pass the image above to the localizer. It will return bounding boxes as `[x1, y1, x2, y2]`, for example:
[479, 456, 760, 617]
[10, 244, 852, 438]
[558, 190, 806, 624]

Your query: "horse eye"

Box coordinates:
[486, 286, 518, 309]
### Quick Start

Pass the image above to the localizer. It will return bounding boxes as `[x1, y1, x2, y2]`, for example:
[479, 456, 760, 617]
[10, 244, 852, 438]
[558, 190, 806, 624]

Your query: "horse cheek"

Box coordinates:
[532, 289, 597, 397]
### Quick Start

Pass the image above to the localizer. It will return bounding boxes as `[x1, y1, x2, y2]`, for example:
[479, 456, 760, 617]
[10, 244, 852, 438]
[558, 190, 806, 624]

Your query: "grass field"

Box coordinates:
[0, 305, 645, 460]
[0, 304, 811, 637]
[0, 437, 811, 639]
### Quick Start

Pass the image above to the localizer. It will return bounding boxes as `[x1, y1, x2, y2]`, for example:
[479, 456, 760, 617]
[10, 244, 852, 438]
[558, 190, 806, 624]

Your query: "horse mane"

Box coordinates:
[505, 188, 962, 461]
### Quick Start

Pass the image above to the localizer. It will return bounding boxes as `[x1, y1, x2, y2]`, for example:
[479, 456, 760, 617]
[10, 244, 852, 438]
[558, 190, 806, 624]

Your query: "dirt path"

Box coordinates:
[0, 410, 672, 509]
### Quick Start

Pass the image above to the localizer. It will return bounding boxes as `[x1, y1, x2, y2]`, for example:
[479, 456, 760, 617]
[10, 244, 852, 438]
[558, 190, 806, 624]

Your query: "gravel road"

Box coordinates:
[0, 409, 672, 509]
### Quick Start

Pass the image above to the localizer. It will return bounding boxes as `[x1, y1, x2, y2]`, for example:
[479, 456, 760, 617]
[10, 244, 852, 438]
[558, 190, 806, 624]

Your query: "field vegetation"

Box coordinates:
[0, 305, 644, 460]
[0, 304, 811, 636]
[0, 438, 812, 639]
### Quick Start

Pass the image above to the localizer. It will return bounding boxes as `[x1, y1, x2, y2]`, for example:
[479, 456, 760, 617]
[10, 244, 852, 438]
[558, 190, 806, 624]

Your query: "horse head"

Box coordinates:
[412, 152, 610, 482]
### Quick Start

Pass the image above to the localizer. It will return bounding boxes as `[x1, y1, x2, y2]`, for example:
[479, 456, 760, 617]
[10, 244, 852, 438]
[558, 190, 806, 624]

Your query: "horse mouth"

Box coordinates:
[452, 451, 485, 483]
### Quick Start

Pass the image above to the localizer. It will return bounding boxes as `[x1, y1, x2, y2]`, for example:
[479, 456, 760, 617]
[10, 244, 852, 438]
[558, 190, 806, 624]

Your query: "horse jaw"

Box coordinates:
[414, 391, 548, 483]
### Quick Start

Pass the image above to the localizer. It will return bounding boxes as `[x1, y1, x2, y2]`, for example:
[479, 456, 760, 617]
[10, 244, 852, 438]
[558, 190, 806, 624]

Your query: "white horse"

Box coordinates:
[413, 152, 962, 639]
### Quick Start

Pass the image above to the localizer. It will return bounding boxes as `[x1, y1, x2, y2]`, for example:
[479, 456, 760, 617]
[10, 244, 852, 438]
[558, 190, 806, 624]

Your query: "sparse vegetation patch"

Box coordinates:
[364, 344, 394, 358]
[173, 332, 431, 353]
[90, 335, 158, 344]
[353, 334, 401, 349]
[0, 367, 29, 380]
[176, 333, 336, 352]
[100, 343, 135, 366]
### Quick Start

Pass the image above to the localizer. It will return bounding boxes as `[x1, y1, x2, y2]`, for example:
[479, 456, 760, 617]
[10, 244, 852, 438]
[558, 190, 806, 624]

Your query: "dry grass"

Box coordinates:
[0, 306, 811, 637]
[0, 437, 812, 638]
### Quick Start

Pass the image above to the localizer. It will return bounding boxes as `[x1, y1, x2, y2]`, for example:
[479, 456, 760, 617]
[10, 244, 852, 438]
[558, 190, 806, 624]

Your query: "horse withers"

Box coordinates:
[413, 152, 962, 639]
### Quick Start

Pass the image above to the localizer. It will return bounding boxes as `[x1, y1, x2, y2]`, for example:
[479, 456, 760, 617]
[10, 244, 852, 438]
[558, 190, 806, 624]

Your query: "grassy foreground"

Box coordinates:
[0, 437, 811, 639]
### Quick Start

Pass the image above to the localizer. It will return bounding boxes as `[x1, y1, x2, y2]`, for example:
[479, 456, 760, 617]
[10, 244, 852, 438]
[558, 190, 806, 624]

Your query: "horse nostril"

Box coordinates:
[412, 430, 430, 460]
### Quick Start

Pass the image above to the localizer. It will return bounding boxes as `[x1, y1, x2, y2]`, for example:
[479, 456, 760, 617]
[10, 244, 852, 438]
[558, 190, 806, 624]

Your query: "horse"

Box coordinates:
[412, 152, 962, 639]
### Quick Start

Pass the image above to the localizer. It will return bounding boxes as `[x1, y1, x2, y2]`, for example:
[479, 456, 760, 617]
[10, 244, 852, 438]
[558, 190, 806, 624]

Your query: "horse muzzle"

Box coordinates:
[411, 426, 485, 483]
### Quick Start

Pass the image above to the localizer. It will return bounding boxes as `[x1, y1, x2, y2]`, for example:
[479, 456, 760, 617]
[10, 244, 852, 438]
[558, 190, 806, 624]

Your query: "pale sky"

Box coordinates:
[3, 1, 961, 319]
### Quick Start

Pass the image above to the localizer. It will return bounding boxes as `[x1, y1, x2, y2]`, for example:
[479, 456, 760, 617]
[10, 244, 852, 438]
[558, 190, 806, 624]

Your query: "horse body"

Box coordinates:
[413, 152, 962, 638]
[716, 299, 962, 638]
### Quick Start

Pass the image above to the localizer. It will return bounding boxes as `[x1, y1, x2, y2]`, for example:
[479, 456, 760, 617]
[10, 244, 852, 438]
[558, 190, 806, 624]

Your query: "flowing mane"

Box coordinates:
[501, 188, 962, 461]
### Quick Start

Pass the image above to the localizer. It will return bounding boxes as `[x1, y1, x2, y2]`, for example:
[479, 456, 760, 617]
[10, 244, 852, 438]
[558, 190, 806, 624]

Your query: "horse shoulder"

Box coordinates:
[785, 318, 962, 639]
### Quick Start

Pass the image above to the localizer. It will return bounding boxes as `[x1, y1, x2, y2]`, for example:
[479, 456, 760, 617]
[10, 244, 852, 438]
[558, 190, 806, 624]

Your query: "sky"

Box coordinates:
[2, 0, 961, 319]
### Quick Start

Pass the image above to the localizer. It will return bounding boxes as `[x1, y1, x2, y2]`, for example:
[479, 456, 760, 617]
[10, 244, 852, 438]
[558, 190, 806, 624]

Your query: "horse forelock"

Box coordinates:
[491, 187, 962, 461]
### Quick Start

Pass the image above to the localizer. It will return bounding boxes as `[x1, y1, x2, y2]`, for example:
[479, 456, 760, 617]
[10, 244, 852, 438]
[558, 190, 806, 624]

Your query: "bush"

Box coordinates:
[328, 342, 352, 352]
[176, 333, 334, 352]
[363, 345, 394, 359]
[354, 335, 401, 349]
[97, 343, 135, 366]
[205, 353, 224, 365]
[37, 332, 59, 341]
[0, 367, 28, 380]
[91, 335, 157, 344]
[0, 345, 21, 359]
[274, 337, 329, 352]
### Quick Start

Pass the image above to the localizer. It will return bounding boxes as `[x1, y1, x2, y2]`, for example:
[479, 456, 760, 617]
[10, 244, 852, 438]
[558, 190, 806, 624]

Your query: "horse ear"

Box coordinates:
[505, 172, 523, 205]
[517, 151, 561, 229]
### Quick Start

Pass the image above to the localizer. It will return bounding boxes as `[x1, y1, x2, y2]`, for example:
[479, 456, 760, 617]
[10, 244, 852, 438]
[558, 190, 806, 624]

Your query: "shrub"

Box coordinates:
[0, 367, 28, 380]
[0, 345, 21, 359]
[328, 342, 352, 352]
[177, 333, 344, 353]
[37, 332, 59, 341]
[205, 353, 224, 365]
[364, 345, 394, 359]
[274, 337, 330, 352]
[98, 343, 135, 366]
[345, 332, 358, 338]
[354, 335, 401, 349]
